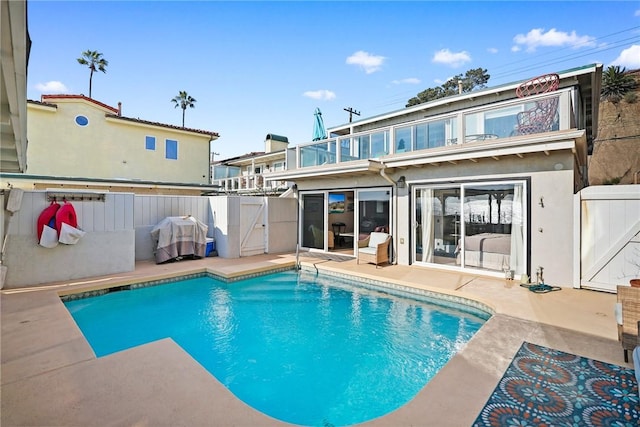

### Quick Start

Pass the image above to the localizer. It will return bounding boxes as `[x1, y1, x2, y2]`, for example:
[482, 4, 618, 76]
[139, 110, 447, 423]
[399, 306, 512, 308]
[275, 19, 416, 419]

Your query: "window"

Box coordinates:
[413, 181, 527, 276]
[75, 115, 89, 127]
[165, 139, 178, 160]
[145, 136, 156, 150]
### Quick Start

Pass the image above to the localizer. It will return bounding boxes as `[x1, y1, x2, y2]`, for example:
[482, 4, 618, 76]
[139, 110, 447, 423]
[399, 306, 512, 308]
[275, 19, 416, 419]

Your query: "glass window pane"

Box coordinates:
[301, 194, 325, 249]
[165, 139, 178, 159]
[462, 183, 524, 274]
[395, 127, 411, 153]
[414, 187, 460, 265]
[145, 136, 155, 150]
[428, 121, 445, 148]
[358, 189, 390, 236]
[415, 124, 427, 150]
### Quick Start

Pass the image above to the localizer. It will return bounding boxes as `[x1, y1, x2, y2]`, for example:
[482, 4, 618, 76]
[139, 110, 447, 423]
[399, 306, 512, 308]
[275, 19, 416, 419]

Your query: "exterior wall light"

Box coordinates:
[396, 176, 406, 189]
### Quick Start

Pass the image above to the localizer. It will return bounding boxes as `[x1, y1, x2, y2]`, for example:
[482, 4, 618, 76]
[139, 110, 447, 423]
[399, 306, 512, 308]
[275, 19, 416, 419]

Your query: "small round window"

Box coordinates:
[75, 115, 89, 126]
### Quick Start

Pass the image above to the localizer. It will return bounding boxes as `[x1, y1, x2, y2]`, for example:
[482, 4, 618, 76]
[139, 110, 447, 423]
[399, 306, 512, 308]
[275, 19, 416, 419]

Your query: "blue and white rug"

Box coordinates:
[473, 342, 639, 426]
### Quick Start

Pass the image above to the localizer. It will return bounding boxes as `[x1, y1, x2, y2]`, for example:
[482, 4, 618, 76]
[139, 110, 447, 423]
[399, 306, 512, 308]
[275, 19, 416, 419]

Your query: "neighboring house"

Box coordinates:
[269, 64, 603, 287]
[21, 95, 219, 193]
[212, 133, 290, 195]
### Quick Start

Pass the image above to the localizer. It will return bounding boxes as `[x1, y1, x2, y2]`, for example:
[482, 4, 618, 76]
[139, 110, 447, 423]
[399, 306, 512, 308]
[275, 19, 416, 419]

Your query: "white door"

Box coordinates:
[240, 197, 266, 256]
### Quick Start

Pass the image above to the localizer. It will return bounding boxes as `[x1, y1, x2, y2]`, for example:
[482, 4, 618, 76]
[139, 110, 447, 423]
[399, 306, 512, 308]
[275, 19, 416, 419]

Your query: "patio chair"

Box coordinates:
[513, 73, 560, 136]
[615, 285, 640, 362]
[309, 224, 334, 249]
[357, 232, 391, 267]
[514, 96, 560, 135]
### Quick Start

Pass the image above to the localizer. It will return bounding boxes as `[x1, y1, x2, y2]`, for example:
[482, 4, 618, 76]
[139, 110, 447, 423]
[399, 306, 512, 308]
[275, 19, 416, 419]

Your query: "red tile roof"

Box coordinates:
[31, 94, 219, 138]
[41, 94, 119, 113]
[105, 114, 219, 138]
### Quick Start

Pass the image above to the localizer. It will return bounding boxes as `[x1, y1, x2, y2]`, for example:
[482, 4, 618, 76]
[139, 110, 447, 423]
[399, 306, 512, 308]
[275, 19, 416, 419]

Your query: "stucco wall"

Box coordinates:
[27, 99, 211, 183]
[295, 150, 577, 286]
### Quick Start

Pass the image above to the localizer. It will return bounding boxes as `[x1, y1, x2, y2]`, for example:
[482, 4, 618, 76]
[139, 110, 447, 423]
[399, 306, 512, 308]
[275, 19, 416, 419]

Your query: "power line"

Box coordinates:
[367, 25, 640, 111]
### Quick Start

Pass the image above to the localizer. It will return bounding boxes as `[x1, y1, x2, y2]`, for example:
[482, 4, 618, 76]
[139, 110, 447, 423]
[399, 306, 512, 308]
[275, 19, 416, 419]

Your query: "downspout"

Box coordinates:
[378, 162, 399, 264]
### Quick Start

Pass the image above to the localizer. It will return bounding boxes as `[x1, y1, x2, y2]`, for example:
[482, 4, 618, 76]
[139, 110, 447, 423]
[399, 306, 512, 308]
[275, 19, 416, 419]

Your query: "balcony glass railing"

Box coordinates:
[295, 90, 570, 169]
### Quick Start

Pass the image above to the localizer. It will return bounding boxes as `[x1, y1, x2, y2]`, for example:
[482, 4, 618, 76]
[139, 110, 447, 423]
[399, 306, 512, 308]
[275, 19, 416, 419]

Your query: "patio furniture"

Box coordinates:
[615, 285, 640, 362]
[514, 97, 560, 135]
[513, 73, 560, 136]
[357, 232, 391, 267]
[309, 224, 334, 249]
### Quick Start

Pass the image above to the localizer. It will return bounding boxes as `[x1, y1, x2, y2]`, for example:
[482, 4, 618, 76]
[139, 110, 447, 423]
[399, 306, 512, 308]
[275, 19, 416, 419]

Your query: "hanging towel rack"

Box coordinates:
[46, 190, 106, 202]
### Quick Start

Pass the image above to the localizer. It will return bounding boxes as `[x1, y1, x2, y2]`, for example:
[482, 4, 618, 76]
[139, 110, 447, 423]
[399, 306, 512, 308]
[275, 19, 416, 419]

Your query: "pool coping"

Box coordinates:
[58, 263, 495, 323]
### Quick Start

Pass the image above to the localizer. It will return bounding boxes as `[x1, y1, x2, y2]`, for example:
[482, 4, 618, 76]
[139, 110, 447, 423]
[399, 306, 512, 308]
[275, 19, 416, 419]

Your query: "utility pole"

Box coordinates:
[343, 107, 360, 123]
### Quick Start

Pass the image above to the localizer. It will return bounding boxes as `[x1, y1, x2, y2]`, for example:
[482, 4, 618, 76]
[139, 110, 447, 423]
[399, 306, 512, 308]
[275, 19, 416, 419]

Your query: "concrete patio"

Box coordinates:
[1, 253, 627, 426]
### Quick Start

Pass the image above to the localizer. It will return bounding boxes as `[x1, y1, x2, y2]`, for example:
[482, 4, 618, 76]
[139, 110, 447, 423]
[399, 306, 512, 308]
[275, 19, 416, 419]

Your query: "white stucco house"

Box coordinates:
[269, 64, 603, 287]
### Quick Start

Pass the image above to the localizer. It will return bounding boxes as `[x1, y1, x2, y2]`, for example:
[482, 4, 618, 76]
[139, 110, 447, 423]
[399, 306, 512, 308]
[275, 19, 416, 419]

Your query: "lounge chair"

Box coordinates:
[357, 232, 391, 267]
[309, 224, 334, 249]
[615, 285, 640, 362]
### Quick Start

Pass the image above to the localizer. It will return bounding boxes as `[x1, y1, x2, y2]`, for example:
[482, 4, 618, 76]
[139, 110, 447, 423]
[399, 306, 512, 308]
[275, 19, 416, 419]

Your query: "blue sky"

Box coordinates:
[27, 1, 640, 160]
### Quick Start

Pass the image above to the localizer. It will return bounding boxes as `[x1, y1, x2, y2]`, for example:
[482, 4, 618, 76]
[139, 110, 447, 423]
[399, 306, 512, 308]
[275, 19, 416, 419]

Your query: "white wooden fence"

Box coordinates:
[1, 191, 296, 289]
[575, 185, 640, 292]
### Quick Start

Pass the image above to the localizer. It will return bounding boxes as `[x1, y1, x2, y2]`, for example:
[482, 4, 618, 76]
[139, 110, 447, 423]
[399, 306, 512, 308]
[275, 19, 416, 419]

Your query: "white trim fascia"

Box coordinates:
[328, 65, 600, 133]
[267, 159, 384, 181]
[271, 130, 585, 181]
[385, 134, 583, 169]
[224, 151, 286, 166]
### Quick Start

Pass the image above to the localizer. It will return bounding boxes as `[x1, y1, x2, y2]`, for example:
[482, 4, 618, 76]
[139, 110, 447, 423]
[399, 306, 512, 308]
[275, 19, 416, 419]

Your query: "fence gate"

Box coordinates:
[239, 196, 267, 256]
[577, 185, 640, 292]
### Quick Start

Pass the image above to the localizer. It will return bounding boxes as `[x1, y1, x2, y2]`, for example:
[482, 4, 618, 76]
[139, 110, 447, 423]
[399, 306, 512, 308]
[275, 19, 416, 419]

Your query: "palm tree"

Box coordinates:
[76, 50, 108, 98]
[601, 65, 637, 103]
[171, 91, 197, 127]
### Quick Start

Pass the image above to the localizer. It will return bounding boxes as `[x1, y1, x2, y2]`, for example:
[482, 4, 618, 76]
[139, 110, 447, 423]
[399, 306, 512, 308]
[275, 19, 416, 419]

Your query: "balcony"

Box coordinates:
[293, 90, 569, 169]
[212, 165, 289, 195]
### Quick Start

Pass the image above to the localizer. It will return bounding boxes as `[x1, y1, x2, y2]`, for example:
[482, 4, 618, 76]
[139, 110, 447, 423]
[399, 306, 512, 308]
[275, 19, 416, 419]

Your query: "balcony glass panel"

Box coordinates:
[357, 135, 371, 159]
[371, 131, 389, 158]
[300, 140, 336, 167]
[464, 93, 560, 140]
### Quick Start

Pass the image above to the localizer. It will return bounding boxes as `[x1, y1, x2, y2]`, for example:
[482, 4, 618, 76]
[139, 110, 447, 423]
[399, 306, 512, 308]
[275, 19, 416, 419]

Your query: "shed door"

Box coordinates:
[240, 197, 266, 256]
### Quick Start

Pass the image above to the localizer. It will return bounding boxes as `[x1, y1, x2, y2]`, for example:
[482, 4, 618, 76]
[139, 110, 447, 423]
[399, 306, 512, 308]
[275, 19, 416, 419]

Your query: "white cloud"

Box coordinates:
[635, 9, 640, 16]
[391, 78, 420, 85]
[610, 44, 640, 69]
[511, 46, 521, 52]
[35, 81, 68, 93]
[487, 47, 498, 54]
[303, 89, 336, 101]
[431, 49, 471, 68]
[512, 28, 596, 52]
[346, 51, 386, 74]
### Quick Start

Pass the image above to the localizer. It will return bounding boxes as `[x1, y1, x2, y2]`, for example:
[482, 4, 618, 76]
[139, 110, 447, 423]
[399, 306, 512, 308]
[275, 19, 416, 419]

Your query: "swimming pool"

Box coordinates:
[64, 269, 489, 426]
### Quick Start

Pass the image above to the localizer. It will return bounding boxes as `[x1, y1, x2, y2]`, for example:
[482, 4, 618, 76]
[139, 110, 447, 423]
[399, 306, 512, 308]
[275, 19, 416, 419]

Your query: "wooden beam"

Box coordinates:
[447, 160, 457, 165]
[516, 153, 524, 158]
[543, 150, 550, 156]
[469, 158, 478, 163]
[491, 156, 500, 161]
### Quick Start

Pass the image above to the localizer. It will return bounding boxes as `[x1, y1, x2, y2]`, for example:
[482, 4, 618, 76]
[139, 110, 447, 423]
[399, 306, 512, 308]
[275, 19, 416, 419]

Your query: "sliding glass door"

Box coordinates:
[413, 181, 527, 276]
[301, 193, 326, 250]
[300, 188, 391, 254]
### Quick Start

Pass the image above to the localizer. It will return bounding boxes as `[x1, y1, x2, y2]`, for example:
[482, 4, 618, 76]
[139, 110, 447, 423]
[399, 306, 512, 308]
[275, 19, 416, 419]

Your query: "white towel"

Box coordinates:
[59, 222, 86, 245]
[39, 225, 58, 248]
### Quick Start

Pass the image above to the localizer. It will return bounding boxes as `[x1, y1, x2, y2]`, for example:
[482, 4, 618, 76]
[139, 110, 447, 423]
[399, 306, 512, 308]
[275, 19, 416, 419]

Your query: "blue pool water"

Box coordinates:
[64, 270, 488, 426]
